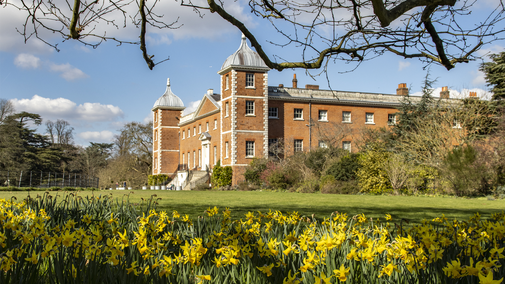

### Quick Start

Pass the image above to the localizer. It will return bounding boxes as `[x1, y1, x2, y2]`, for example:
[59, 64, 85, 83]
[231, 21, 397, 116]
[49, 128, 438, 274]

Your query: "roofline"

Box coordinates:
[179, 108, 221, 127]
[152, 106, 185, 111]
[267, 95, 403, 108]
[218, 65, 270, 75]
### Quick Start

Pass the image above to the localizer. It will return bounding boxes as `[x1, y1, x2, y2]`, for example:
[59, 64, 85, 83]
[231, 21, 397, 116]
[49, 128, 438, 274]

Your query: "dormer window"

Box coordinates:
[246, 73, 254, 88]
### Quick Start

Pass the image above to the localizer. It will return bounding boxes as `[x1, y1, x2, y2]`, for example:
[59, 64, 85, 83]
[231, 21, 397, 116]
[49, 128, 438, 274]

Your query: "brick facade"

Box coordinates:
[152, 37, 457, 186]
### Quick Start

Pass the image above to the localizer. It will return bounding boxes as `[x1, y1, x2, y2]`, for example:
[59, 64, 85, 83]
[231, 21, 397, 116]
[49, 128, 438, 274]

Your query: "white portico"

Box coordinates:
[199, 132, 212, 171]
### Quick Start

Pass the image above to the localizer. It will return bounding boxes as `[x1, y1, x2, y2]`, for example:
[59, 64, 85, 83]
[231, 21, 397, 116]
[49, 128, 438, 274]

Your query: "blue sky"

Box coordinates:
[0, 0, 503, 146]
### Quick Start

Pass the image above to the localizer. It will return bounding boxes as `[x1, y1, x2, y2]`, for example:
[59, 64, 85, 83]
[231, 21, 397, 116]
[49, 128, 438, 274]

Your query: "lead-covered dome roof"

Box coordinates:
[152, 78, 185, 111]
[219, 34, 269, 74]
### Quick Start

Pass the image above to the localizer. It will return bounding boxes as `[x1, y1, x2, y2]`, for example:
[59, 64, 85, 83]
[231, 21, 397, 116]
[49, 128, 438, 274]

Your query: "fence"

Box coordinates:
[0, 171, 99, 188]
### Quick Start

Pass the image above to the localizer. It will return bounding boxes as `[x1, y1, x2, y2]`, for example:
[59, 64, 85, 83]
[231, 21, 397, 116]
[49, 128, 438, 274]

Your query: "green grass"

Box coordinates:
[1, 190, 504, 225]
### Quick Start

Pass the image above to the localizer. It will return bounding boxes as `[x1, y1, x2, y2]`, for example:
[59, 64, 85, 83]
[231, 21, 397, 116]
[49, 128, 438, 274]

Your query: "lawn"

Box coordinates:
[1, 189, 503, 224]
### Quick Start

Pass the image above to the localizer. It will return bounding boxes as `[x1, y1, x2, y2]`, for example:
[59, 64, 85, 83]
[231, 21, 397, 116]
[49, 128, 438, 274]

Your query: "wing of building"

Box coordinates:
[152, 34, 467, 189]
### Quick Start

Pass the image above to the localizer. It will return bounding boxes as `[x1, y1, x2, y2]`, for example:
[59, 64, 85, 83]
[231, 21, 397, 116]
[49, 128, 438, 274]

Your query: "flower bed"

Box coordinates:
[0, 193, 503, 283]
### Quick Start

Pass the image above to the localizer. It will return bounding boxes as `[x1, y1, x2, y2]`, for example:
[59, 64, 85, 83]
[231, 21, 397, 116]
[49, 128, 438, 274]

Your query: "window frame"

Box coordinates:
[268, 107, 279, 119]
[225, 102, 229, 117]
[342, 111, 352, 123]
[294, 139, 303, 152]
[319, 140, 328, 148]
[318, 110, 328, 121]
[214, 119, 217, 129]
[225, 142, 229, 158]
[245, 73, 255, 88]
[198, 124, 202, 134]
[294, 108, 303, 120]
[268, 138, 278, 156]
[245, 101, 255, 116]
[225, 74, 229, 90]
[206, 122, 209, 132]
[387, 114, 396, 125]
[213, 146, 217, 165]
[193, 127, 196, 136]
[342, 141, 351, 152]
[365, 113, 375, 124]
[182, 130, 185, 140]
[245, 141, 255, 158]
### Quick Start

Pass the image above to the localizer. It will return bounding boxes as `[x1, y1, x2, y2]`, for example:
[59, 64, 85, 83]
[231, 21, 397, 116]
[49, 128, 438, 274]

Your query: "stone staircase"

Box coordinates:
[182, 170, 209, 191]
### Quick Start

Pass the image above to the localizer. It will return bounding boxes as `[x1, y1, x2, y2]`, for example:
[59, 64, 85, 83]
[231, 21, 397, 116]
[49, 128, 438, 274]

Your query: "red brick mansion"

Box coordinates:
[152, 35, 465, 187]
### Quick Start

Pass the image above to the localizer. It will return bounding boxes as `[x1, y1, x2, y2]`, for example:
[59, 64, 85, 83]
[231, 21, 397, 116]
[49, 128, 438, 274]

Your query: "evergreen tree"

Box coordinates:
[480, 52, 505, 101]
[0, 112, 64, 173]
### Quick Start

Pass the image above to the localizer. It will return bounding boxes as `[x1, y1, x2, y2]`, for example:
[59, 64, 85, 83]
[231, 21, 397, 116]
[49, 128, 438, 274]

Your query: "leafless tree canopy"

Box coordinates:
[45, 119, 74, 146]
[0, 99, 15, 124]
[4, 0, 504, 70]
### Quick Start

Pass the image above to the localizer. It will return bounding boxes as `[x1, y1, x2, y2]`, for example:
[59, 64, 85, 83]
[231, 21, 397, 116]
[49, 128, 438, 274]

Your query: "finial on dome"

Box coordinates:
[167, 78, 170, 87]
[241, 33, 246, 40]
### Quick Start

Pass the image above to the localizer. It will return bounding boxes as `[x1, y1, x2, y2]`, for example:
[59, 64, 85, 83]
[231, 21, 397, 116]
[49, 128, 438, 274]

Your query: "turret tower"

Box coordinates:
[152, 78, 185, 175]
[218, 34, 270, 184]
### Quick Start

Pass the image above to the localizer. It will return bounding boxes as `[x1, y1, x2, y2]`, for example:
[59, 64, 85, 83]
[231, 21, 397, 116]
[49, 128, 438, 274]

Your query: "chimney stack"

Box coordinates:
[440, 86, 450, 99]
[305, 84, 319, 90]
[292, 74, 298, 89]
[279, 84, 284, 87]
[469, 91, 478, 99]
[207, 89, 214, 96]
[396, 83, 408, 96]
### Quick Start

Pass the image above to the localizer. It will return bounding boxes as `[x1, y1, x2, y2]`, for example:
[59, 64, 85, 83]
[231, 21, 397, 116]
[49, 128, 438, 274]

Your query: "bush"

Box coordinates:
[244, 158, 268, 185]
[193, 183, 210, 191]
[320, 177, 359, 194]
[356, 148, 391, 194]
[211, 161, 233, 189]
[442, 145, 489, 196]
[325, 153, 360, 181]
[267, 169, 290, 190]
[295, 178, 319, 193]
[148, 174, 171, 186]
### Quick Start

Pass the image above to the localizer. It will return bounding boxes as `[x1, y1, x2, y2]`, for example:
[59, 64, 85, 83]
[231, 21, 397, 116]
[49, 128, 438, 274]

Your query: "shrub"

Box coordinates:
[148, 174, 171, 186]
[442, 145, 489, 196]
[325, 153, 360, 181]
[194, 183, 210, 191]
[267, 169, 290, 190]
[295, 178, 319, 193]
[356, 148, 391, 194]
[211, 161, 233, 189]
[244, 158, 268, 185]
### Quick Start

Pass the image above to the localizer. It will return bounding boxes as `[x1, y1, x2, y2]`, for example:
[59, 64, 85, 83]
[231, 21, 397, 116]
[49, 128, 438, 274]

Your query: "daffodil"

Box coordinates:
[333, 264, 350, 282]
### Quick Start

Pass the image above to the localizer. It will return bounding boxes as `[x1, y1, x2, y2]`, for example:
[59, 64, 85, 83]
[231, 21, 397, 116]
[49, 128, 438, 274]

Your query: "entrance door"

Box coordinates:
[202, 143, 210, 170]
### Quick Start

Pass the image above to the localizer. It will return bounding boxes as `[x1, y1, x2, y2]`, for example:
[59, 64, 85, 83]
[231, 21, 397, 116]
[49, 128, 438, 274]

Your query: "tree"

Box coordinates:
[480, 52, 505, 101]
[0, 99, 14, 124]
[0, 112, 65, 173]
[4, 0, 504, 70]
[113, 122, 152, 171]
[46, 119, 74, 146]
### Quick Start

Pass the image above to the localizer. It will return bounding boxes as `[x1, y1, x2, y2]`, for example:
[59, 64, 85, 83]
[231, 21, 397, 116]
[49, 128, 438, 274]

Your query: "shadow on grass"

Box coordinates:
[155, 202, 502, 226]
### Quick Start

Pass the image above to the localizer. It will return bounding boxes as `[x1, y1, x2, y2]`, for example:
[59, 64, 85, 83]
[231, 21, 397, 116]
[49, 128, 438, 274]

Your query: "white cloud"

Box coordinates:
[0, 0, 256, 54]
[182, 100, 201, 116]
[11, 95, 124, 121]
[78, 131, 115, 143]
[49, 63, 88, 81]
[0, 5, 55, 53]
[476, 45, 505, 58]
[398, 61, 411, 71]
[143, 114, 153, 124]
[472, 70, 487, 86]
[76, 103, 124, 121]
[14, 53, 41, 69]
